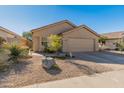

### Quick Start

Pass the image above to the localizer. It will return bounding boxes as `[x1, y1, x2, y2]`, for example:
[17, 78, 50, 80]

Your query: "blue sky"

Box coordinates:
[0, 5, 124, 35]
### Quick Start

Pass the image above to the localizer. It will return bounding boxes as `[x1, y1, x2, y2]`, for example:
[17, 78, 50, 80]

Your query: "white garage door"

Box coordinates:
[66, 38, 94, 52]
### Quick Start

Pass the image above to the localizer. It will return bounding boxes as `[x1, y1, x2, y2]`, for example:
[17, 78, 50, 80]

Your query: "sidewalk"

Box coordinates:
[24, 70, 124, 88]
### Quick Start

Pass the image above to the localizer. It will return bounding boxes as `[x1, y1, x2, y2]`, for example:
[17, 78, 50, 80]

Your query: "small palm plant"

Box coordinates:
[98, 37, 107, 45]
[98, 37, 107, 51]
[8, 45, 23, 63]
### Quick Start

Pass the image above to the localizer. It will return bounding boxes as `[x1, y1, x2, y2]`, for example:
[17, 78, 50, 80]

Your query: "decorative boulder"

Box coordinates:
[42, 57, 56, 69]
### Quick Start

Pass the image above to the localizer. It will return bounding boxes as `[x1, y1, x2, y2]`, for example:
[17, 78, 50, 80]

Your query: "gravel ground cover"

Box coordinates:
[0, 53, 115, 88]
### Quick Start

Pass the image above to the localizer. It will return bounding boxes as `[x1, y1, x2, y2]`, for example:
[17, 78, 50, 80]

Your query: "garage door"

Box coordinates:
[66, 38, 94, 52]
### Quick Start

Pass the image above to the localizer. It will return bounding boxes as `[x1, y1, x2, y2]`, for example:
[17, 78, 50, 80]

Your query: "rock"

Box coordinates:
[42, 57, 56, 69]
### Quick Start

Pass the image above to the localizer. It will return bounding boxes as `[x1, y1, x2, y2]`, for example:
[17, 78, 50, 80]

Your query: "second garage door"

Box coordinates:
[65, 38, 95, 52]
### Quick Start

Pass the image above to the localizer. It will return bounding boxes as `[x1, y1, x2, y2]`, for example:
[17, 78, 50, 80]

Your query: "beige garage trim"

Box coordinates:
[63, 38, 95, 52]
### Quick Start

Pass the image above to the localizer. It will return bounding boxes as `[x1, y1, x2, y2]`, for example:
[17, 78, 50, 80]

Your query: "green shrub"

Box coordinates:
[20, 48, 32, 59]
[47, 35, 62, 52]
[8, 45, 22, 63]
[22, 31, 32, 41]
[116, 42, 124, 51]
[98, 37, 107, 44]
[8, 44, 31, 63]
[21, 48, 29, 57]
[43, 48, 55, 53]
[2, 42, 11, 49]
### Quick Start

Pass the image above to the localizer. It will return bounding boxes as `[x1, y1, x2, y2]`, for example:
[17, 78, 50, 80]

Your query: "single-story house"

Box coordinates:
[31, 20, 100, 52]
[0, 26, 28, 47]
[102, 31, 124, 49]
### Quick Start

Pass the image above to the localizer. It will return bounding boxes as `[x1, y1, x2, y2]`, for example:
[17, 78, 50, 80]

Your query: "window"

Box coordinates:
[42, 37, 47, 42]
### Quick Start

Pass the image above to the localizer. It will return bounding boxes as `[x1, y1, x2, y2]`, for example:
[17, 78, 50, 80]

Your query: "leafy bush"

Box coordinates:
[2, 42, 11, 49]
[47, 35, 62, 52]
[43, 48, 55, 53]
[20, 48, 32, 59]
[116, 42, 124, 51]
[98, 37, 107, 44]
[21, 48, 29, 56]
[22, 31, 32, 41]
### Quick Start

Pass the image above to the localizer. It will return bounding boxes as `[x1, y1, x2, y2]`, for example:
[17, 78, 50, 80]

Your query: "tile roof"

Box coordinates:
[62, 25, 100, 37]
[31, 20, 77, 32]
[0, 26, 27, 40]
[102, 31, 124, 39]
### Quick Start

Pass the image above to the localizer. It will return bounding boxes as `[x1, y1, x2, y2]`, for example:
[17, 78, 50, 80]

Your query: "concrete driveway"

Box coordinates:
[25, 69, 124, 88]
[73, 52, 124, 64]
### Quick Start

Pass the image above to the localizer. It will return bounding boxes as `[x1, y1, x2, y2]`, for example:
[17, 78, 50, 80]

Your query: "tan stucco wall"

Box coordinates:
[62, 27, 99, 52]
[32, 22, 75, 51]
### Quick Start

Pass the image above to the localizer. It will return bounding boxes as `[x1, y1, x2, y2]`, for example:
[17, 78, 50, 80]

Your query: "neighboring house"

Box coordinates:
[32, 20, 100, 52]
[102, 31, 124, 49]
[0, 26, 28, 47]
